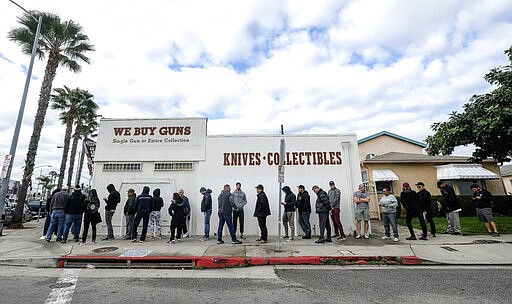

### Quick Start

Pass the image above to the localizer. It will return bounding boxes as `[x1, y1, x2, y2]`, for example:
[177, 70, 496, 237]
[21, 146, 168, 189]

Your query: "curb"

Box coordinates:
[57, 255, 425, 269]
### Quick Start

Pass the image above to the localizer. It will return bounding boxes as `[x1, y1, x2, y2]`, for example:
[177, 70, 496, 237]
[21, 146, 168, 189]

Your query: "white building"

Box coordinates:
[92, 118, 362, 237]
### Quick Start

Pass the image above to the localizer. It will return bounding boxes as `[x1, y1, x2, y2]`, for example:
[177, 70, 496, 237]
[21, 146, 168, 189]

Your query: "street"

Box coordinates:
[0, 265, 510, 304]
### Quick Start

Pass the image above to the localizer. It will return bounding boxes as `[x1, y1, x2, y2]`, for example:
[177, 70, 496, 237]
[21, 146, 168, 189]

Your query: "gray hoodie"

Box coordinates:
[379, 194, 398, 213]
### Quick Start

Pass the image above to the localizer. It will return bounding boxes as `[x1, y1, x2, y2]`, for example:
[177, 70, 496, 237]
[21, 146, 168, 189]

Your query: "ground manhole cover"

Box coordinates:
[441, 246, 458, 252]
[473, 239, 502, 244]
[49, 282, 74, 289]
[92, 246, 119, 253]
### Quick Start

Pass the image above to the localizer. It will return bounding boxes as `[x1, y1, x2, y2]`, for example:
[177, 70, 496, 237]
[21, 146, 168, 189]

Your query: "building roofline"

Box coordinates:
[357, 131, 427, 148]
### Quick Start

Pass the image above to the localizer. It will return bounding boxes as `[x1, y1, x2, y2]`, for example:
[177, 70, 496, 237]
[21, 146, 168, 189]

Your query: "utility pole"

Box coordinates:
[277, 125, 285, 252]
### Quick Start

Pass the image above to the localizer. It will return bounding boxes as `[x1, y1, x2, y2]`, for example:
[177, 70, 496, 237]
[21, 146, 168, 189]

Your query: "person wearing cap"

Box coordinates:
[415, 182, 436, 237]
[123, 189, 136, 240]
[312, 185, 332, 243]
[281, 185, 296, 241]
[62, 185, 87, 243]
[254, 184, 271, 243]
[353, 184, 370, 239]
[401, 182, 428, 240]
[296, 185, 312, 239]
[470, 184, 499, 237]
[232, 182, 248, 239]
[45, 186, 70, 242]
[437, 181, 462, 235]
[328, 181, 346, 240]
[216, 184, 242, 245]
[199, 187, 213, 241]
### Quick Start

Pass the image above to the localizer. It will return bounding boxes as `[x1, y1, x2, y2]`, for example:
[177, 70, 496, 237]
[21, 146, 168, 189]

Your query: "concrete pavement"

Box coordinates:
[0, 220, 511, 268]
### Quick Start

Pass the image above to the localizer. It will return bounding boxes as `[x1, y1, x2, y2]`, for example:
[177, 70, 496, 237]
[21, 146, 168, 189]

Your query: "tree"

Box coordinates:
[75, 117, 99, 187]
[8, 12, 94, 227]
[426, 46, 512, 162]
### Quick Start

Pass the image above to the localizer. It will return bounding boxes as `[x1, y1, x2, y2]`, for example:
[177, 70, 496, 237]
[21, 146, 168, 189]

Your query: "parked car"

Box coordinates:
[26, 199, 46, 217]
[2, 199, 32, 226]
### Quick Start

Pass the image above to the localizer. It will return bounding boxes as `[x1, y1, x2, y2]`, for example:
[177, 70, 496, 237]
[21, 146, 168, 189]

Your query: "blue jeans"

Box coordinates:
[46, 209, 65, 241]
[298, 212, 311, 235]
[203, 209, 212, 238]
[382, 212, 399, 238]
[63, 214, 83, 241]
[217, 213, 237, 242]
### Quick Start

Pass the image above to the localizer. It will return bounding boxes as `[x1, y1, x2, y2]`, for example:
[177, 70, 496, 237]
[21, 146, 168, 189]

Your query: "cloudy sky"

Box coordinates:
[1, 0, 511, 181]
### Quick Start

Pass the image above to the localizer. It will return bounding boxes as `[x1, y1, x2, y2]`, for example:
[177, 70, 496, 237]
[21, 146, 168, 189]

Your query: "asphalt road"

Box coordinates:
[1, 265, 511, 304]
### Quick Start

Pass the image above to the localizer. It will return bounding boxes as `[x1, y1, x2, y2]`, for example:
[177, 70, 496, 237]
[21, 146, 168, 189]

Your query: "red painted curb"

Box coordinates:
[58, 255, 423, 268]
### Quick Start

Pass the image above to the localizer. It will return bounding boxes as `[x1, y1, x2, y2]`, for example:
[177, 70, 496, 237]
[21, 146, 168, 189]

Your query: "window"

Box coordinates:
[456, 180, 483, 195]
[154, 162, 193, 171]
[361, 171, 368, 183]
[103, 163, 141, 172]
[375, 181, 393, 194]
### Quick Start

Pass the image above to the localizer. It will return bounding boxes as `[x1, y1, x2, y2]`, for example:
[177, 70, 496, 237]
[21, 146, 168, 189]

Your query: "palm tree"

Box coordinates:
[75, 117, 99, 187]
[35, 175, 53, 199]
[8, 11, 94, 227]
[66, 92, 97, 189]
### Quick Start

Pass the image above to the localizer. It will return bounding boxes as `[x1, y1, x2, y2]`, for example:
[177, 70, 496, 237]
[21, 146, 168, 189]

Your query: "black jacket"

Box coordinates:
[65, 190, 86, 215]
[200, 189, 213, 212]
[134, 186, 153, 214]
[152, 189, 164, 212]
[123, 194, 136, 215]
[297, 191, 311, 213]
[440, 184, 461, 212]
[105, 184, 120, 211]
[168, 197, 185, 226]
[472, 189, 493, 209]
[401, 190, 421, 211]
[282, 186, 296, 212]
[315, 189, 331, 214]
[417, 189, 432, 211]
[254, 191, 271, 217]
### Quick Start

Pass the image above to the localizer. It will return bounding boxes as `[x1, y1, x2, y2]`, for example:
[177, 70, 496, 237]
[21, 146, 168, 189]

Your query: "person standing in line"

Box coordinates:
[328, 181, 346, 240]
[254, 184, 271, 244]
[45, 186, 69, 242]
[102, 184, 120, 241]
[437, 181, 462, 235]
[232, 182, 247, 239]
[131, 186, 153, 243]
[378, 187, 399, 242]
[149, 188, 164, 240]
[281, 186, 296, 241]
[296, 185, 312, 239]
[179, 189, 191, 238]
[416, 182, 436, 237]
[41, 189, 59, 240]
[353, 184, 371, 239]
[168, 192, 185, 244]
[62, 185, 87, 243]
[471, 184, 500, 237]
[217, 184, 242, 245]
[312, 185, 332, 244]
[123, 189, 136, 240]
[401, 182, 428, 241]
[199, 187, 213, 241]
[81, 189, 101, 244]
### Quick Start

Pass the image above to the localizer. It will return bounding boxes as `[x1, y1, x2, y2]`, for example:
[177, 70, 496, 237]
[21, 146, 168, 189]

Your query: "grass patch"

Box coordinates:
[396, 216, 512, 235]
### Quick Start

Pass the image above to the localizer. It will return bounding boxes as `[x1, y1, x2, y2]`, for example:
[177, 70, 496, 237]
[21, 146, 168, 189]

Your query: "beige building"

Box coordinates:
[500, 165, 512, 195]
[357, 131, 505, 219]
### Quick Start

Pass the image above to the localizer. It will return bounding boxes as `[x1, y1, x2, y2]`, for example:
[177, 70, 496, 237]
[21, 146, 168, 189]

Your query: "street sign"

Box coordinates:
[2, 155, 11, 179]
[278, 164, 285, 183]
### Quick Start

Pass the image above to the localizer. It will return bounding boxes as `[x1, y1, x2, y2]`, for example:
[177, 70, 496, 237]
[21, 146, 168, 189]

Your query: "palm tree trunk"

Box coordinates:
[67, 122, 81, 189]
[76, 140, 86, 186]
[13, 52, 60, 227]
[57, 115, 73, 189]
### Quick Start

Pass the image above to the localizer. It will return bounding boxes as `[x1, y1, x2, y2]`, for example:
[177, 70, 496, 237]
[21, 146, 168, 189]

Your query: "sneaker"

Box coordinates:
[102, 237, 111, 241]
[418, 236, 428, 241]
[393, 237, 399, 242]
[240, 234, 246, 239]
[92, 239, 96, 243]
[131, 239, 137, 242]
[492, 232, 500, 237]
[79, 241, 86, 245]
[257, 240, 267, 244]
[217, 240, 225, 244]
[139, 240, 144, 243]
[325, 238, 332, 243]
[364, 234, 369, 239]
[199, 237, 209, 242]
[74, 238, 80, 243]
[286, 237, 294, 242]
[337, 236, 347, 241]
[315, 238, 325, 244]
[281, 235, 289, 239]
[381, 236, 391, 240]
[355, 234, 362, 239]
[431, 234, 436, 238]
[39, 235, 46, 240]
[52, 235, 57, 241]
[171, 239, 177, 244]
[406, 236, 417, 240]
[183, 233, 189, 238]
[60, 240, 67, 244]
[232, 240, 242, 244]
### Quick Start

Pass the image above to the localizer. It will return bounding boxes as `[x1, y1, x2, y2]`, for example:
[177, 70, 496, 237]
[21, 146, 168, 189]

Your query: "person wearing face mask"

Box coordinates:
[401, 182, 428, 241]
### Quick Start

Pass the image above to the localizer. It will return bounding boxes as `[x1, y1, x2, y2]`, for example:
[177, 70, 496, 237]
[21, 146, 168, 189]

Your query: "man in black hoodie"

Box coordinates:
[401, 182, 428, 240]
[131, 186, 153, 242]
[123, 189, 136, 240]
[149, 188, 164, 239]
[437, 181, 462, 235]
[296, 185, 312, 239]
[62, 185, 86, 243]
[199, 187, 213, 241]
[312, 185, 332, 244]
[103, 184, 120, 241]
[281, 186, 296, 241]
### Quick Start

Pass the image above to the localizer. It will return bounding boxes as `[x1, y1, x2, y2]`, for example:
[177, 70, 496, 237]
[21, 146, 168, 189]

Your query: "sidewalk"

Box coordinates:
[1, 220, 511, 269]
